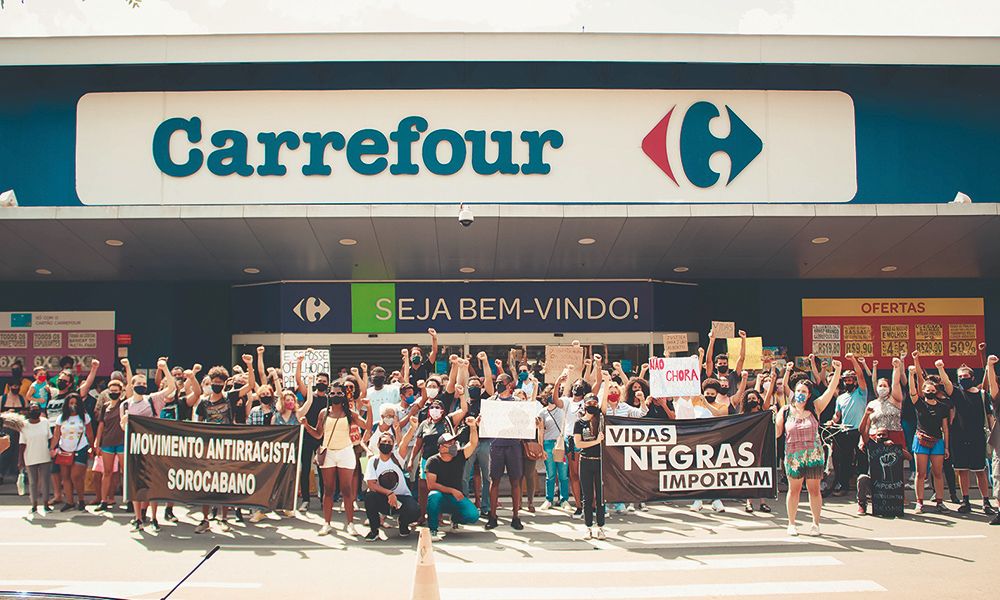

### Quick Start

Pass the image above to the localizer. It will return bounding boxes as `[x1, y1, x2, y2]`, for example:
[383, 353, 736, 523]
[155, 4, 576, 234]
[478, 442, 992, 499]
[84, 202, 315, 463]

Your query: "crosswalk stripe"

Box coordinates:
[437, 555, 841, 573]
[440, 579, 886, 599]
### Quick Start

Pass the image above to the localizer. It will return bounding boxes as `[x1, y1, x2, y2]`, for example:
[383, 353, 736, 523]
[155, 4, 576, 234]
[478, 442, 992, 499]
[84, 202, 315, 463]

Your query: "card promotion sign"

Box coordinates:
[801, 298, 985, 368]
[0, 311, 115, 375]
[602, 412, 777, 502]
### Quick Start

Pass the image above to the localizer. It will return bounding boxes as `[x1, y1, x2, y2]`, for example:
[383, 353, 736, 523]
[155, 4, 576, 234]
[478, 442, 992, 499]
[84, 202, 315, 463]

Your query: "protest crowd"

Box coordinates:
[1, 326, 998, 542]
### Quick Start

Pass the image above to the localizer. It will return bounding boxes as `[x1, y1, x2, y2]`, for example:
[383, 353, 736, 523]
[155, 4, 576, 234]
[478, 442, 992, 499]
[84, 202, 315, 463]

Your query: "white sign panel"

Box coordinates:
[76, 89, 857, 205]
[479, 399, 538, 440]
[281, 348, 331, 390]
[649, 356, 702, 398]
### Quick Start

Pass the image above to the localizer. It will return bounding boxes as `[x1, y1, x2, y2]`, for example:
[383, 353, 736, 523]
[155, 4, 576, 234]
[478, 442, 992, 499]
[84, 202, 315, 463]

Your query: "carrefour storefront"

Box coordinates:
[0, 32, 998, 374]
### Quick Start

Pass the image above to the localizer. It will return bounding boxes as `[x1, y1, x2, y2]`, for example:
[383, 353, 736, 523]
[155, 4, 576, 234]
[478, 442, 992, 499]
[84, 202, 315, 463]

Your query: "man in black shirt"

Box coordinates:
[425, 418, 481, 538]
[408, 328, 439, 387]
[943, 363, 996, 515]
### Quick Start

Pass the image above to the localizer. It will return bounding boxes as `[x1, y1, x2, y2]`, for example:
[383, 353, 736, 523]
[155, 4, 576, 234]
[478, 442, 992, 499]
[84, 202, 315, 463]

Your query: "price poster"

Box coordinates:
[0, 311, 115, 376]
[802, 298, 985, 368]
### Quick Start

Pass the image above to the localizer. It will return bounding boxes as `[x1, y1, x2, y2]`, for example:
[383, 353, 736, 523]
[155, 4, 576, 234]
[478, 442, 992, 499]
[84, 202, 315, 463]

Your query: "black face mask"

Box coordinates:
[57, 379, 70, 391]
[28, 408, 41, 419]
[412, 355, 422, 365]
[468, 387, 483, 401]
[958, 377, 974, 390]
[705, 394, 718, 403]
[330, 394, 346, 405]
[133, 385, 148, 396]
[372, 375, 386, 387]
[211, 383, 225, 394]
[378, 442, 394, 455]
[11, 368, 22, 379]
[315, 382, 329, 393]
[108, 391, 121, 401]
[260, 395, 274, 406]
[571, 385, 586, 397]
[585, 405, 601, 415]
[716, 365, 729, 374]
[844, 383, 857, 392]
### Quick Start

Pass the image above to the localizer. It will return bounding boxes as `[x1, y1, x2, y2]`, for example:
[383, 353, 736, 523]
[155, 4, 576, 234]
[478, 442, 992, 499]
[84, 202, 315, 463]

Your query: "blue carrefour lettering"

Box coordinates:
[153, 116, 562, 179]
[152, 117, 204, 177]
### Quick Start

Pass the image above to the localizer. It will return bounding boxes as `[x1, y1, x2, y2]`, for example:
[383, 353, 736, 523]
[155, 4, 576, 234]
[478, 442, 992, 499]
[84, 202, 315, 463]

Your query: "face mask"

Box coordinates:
[412, 355, 422, 365]
[958, 377, 974, 390]
[439, 444, 454, 457]
[378, 442, 394, 455]
[608, 393, 621, 404]
[571, 385, 586, 397]
[403, 394, 415, 404]
[716, 365, 729, 374]
[315, 382, 329, 393]
[428, 407, 444, 420]
[57, 379, 70, 391]
[108, 391, 121, 401]
[924, 392, 938, 401]
[381, 417, 393, 426]
[794, 392, 807, 405]
[330, 394, 346, 405]
[844, 382, 857, 392]
[426, 387, 439, 399]
[35, 374, 47, 383]
[133, 385, 148, 396]
[585, 404, 601, 415]
[260, 395, 274, 406]
[28, 408, 42, 419]
[372, 375, 386, 387]
[518, 371, 528, 382]
[11, 368, 22, 379]
[704, 394, 717, 404]
[876, 386, 890, 399]
[546, 396, 556, 406]
[211, 383, 225, 394]
[468, 387, 482, 401]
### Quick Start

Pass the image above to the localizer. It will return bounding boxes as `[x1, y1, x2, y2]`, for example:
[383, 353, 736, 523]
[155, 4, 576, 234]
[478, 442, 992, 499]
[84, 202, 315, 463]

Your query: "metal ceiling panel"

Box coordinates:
[305, 210, 388, 280]
[606, 215, 689, 278]
[434, 213, 500, 278]
[547, 216, 627, 278]
[2, 219, 118, 279]
[493, 208, 562, 278]
[761, 216, 874, 277]
[119, 218, 224, 278]
[805, 215, 932, 278]
[861, 215, 989, 276]
[370, 216, 442, 279]
[662, 215, 753, 264]
[244, 217, 332, 279]
[909, 216, 1000, 278]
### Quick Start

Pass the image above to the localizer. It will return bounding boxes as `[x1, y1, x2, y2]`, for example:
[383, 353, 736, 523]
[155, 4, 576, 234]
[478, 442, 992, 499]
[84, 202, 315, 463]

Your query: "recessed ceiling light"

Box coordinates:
[104, 239, 124, 247]
[339, 238, 358, 246]
[673, 266, 690, 273]
[35, 268, 52, 276]
[880, 265, 898, 272]
[459, 267, 476, 274]
[577, 237, 596, 245]
[811, 237, 830, 245]
[243, 267, 260, 274]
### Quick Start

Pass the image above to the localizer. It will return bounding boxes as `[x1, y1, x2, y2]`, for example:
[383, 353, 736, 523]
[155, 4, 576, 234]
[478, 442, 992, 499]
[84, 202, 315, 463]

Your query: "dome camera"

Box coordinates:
[458, 204, 474, 227]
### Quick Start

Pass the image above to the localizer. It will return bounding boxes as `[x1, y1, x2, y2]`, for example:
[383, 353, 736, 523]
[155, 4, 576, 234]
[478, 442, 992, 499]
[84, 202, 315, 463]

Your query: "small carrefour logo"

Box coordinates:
[292, 297, 330, 323]
[642, 101, 763, 188]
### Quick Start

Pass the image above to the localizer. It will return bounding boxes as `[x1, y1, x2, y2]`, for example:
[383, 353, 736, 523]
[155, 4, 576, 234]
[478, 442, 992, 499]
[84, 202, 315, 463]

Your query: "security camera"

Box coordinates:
[458, 204, 474, 227]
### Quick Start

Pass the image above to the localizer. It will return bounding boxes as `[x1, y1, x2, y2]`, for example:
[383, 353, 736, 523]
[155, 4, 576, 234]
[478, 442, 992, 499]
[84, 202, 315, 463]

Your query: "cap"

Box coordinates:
[110, 371, 125, 382]
[438, 432, 459, 446]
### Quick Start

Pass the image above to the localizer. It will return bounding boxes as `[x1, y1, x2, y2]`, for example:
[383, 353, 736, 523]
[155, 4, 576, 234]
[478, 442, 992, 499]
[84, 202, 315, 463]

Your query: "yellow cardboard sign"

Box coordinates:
[726, 336, 763, 370]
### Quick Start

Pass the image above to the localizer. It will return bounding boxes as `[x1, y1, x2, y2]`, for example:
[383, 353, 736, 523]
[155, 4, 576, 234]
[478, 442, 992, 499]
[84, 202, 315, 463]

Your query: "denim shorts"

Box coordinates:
[100, 444, 126, 454]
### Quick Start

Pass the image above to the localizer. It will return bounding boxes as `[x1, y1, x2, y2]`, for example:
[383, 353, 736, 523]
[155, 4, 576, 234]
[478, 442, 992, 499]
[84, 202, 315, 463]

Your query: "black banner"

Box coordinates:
[867, 442, 904, 517]
[602, 412, 776, 502]
[125, 416, 301, 510]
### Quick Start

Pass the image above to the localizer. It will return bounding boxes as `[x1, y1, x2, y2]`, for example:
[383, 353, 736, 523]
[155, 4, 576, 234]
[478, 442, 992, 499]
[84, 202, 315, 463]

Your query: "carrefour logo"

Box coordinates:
[642, 101, 763, 188]
[292, 297, 330, 323]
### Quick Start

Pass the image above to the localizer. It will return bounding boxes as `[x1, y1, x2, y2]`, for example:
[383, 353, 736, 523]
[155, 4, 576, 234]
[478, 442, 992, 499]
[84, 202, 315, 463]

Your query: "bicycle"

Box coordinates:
[818, 422, 851, 497]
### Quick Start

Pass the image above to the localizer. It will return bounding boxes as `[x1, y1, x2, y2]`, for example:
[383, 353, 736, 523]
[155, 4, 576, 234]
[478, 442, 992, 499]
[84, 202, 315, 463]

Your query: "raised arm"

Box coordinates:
[295, 352, 308, 398]
[869, 359, 879, 397]
[907, 365, 919, 404]
[256, 346, 268, 387]
[814, 359, 843, 415]
[734, 330, 747, 373]
[121, 358, 134, 396]
[762, 365, 777, 411]
[890, 357, 904, 404]
[780, 361, 793, 403]
[427, 328, 439, 365]
[598, 369, 610, 414]
[296, 379, 314, 420]
[445, 355, 460, 395]
[612, 361, 629, 385]
[79, 358, 100, 398]
[591, 354, 604, 396]
[935, 359, 954, 396]
[986, 354, 999, 401]
[705, 329, 716, 377]
[400, 348, 410, 387]
[462, 416, 479, 459]
[184, 364, 202, 407]
[911, 350, 925, 388]
[240, 354, 256, 395]
[552, 370, 569, 409]
[478, 352, 495, 397]
[848, 353, 867, 393]
[808, 354, 821, 385]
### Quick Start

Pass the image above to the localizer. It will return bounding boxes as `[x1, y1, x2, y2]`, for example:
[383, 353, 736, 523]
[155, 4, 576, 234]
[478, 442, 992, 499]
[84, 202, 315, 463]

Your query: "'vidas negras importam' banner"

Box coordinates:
[602, 412, 777, 502]
[125, 416, 301, 510]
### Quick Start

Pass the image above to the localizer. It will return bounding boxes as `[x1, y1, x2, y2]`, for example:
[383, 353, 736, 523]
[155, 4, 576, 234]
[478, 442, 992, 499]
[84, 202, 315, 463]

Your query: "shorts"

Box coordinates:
[911, 434, 946, 456]
[52, 448, 89, 473]
[489, 442, 523, 482]
[950, 435, 987, 470]
[101, 444, 126, 454]
[319, 445, 357, 470]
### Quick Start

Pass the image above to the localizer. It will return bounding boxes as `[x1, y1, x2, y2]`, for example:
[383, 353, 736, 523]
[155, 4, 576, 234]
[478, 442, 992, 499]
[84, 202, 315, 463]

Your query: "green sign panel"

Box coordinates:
[350, 283, 396, 333]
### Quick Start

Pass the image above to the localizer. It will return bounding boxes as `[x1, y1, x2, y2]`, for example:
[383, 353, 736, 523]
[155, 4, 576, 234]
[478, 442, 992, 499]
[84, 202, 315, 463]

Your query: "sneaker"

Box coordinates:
[480, 507, 490, 517]
[957, 502, 972, 514]
[984, 503, 997, 516]
[584, 527, 595, 540]
[60, 502, 73, 513]
[856, 503, 867, 515]
[149, 519, 161, 532]
[29, 506, 39, 516]
[511, 517, 524, 531]
[935, 502, 949, 513]
[43, 504, 53, 513]
[786, 524, 798, 536]
[485, 518, 499, 530]
[233, 509, 245, 523]
[638, 503, 649, 512]
[689, 500, 704, 512]
[130, 519, 142, 533]
[572, 507, 583, 518]
[219, 520, 233, 533]
[164, 508, 178, 523]
[298, 501, 309, 512]
[318, 523, 333, 536]
[711, 500, 725, 513]
[560, 501, 571, 511]
[280, 510, 296, 518]
[76, 500, 86, 511]
[249, 510, 268, 523]
[526, 505, 535, 513]
[990, 512, 1000, 525]
[539, 500, 552, 511]
[400, 524, 412, 538]
[95, 502, 109, 512]
[596, 527, 607, 540]
[759, 502, 771, 513]
[744, 501, 754, 513]
[451, 522, 460, 531]
[346, 523, 360, 537]
[808, 523, 821, 536]
[363, 529, 380, 542]
[430, 529, 446, 540]
[914, 503, 925, 514]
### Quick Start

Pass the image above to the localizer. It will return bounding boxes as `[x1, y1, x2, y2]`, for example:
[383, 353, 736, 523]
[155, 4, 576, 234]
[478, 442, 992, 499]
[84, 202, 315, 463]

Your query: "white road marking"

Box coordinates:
[0, 542, 106, 546]
[0, 580, 260, 598]
[437, 555, 842, 573]
[440, 580, 886, 599]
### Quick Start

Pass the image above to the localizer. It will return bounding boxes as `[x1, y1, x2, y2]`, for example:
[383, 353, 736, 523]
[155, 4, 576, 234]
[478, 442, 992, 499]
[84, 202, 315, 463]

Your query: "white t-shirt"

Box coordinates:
[366, 384, 401, 421]
[363, 450, 411, 496]
[19, 419, 52, 466]
[366, 424, 396, 455]
[55, 414, 91, 452]
[561, 397, 585, 439]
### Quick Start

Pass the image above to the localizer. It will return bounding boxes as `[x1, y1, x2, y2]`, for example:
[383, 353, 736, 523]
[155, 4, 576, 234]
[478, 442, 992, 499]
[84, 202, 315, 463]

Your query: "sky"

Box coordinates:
[1, 0, 1000, 37]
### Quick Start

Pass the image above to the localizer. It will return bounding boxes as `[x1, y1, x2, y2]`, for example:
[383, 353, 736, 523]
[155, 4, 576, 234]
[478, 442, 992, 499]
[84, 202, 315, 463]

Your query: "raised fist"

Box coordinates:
[477, 351, 487, 361]
[91, 359, 101, 370]
[845, 352, 855, 360]
[988, 355, 998, 365]
[738, 330, 747, 338]
[427, 328, 437, 337]
[193, 363, 202, 374]
[934, 360, 945, 369]
[257, 346, 265, 354]
[830, 359, 842, 369]
[242, 354, 253, 364]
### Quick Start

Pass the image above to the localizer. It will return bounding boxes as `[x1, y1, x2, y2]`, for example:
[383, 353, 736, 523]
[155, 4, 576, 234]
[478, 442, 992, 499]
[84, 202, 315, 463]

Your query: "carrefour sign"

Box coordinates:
[76, 89, 856, 205]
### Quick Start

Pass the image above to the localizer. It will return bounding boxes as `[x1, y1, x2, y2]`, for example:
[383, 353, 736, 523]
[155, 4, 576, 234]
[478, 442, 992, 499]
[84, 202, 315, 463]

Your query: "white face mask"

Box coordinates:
[426, 387, 439, 399]
[877, 386, 890, 399]
[381, 417, 393, 426]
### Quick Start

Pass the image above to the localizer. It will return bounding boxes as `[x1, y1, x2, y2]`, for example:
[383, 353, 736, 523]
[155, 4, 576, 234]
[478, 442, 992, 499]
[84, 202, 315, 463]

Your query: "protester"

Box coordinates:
[93, 376, 127, 513]
[575, 370, 609, 540]
[943, 360, 997, 516]
[425, 417, 482, 539]
[295, 354, 331, 512]
[776, 359, 843, 536]
[828, 354, 868, 497]
[460, 352, 494, 516]
[485, 372, 526, 530]
[554, 354, 604, 517]
[17, 405, 51, 514]
[908, 363, 951, 514]
[538, 377, 569, 511]
[363, 425, 419, 541]
[856, 357, 906, 515]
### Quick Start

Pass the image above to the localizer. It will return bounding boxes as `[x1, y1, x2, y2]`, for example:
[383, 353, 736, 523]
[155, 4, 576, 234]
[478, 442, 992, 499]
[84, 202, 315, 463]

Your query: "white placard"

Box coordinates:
[479, 399, 539, 440]
[281, 348, 331, 390]
[649, 356, 702, 398]
[0, 332, 27, 349]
